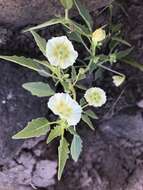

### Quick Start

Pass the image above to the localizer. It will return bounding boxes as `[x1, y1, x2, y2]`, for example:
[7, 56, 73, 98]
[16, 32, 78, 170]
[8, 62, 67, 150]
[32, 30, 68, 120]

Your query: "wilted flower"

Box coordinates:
[46, 36, 78, 69]
[112, 75, 125, 87]
[84, 87, 107, 107]
[48, 93, 82, 126]
[92, 28, 106, 44]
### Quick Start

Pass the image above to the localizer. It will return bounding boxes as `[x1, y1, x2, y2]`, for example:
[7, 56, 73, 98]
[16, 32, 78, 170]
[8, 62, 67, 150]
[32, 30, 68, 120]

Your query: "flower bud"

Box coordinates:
[112, 75, 125, 87]
[92, 28, 106, 44]
[79, 68, 85, 75]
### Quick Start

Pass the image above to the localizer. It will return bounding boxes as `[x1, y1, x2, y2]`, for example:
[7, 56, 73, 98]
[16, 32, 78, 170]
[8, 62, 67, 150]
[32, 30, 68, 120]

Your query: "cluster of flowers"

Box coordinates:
[46, 28, 124, 126]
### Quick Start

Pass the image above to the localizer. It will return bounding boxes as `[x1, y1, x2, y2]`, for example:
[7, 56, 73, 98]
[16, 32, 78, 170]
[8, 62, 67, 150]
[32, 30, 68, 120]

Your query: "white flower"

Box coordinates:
[84, 87, 107, 107]
[112, 75, 125, 87]
[92, 28, 106, 44]
[46, 36, 78, 69]
[48, 93, 82, 126]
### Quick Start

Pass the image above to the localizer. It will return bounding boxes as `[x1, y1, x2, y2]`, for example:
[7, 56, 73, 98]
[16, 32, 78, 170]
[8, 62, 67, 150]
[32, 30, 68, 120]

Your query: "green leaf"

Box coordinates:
[58, 137, 69, 180]
[120, 57, 143, 71]
[74, 0, 93, 31]
[68, 32, 82, 43]
[60, 0, 73, 9]
[69, 20, 90, 37]
[82, 114, 95, 130]
[76, 84, 87, 90]
[0, 55, 42, 72]
[71, 66, 77, 82]
[22, 18, 65, 32]
[80, 98, 87, 106]
[22, 82, 55, 97]
[111, 37, 131, 47]
[71, 135, 83, 162]
[84, 110, 98, 119]
[67, 126, 78, 136]
[12, 118, 50, 139]
[31, 31, 47, 56]
[47, 126, 62, 144]
[116, 48, 133, 59]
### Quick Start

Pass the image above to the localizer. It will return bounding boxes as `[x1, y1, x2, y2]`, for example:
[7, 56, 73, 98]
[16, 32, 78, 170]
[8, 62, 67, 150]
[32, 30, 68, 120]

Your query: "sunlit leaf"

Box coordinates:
[82, 114, 95, 130]
[47, 126, 62, 144]
[22, 82, 54, 97]
[71, 135, 83, 162]
[58, 137, 69, 180]
[31, 31, 47, 56]
[0, 55, 41, 72]
[84, 110, 98, 119]
[12, 118, 50, 139]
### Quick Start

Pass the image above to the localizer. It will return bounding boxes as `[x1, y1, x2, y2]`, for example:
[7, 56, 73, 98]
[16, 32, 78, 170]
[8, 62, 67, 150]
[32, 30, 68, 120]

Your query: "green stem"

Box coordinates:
[82, 104, 89, 109]
[98, 64, 124, 76]
[71, 85, 76, 100]
[65, 9, 69, 20]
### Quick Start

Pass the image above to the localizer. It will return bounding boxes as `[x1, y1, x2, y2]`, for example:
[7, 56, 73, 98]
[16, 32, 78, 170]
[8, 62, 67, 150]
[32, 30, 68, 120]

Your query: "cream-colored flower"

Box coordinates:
[92, 28, 106, 44]
[46, 36, 78, 69]
[84, 87, 107, 107]
[48, 93, 82, 126]
[112, 75, 125, 87]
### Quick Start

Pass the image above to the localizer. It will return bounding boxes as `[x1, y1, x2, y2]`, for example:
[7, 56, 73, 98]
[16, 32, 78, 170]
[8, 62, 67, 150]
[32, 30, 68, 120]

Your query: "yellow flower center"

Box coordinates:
[53, 43, 70, 64]
[89, 92, 102, 104]
[55, 100, 73, 117]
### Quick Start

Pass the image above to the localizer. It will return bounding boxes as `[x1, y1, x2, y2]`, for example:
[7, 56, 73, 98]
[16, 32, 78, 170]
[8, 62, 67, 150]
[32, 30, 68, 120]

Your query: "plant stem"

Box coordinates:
[82, 104, 89, 109]
[71, 85, 76, 100]
[65, 9, 69, 20]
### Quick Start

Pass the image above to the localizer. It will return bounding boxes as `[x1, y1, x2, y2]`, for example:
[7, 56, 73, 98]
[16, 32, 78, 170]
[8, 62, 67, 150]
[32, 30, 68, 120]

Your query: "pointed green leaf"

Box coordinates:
[58, 137, 69, 180]
[22, 82, 55, 97]
[84, 110, 98, 119]
[111, 37, 131, 47]
[71, 135, 83, 162]
[47, 126, 62, 144]
[80, 98, 87, 106]
[74, 0, 93, 31]
[71, 66, 77, 82]
[31, 31, 47, 56]
[60, 0, 73, 9]
[0, 55, 42, 72]
[116, 48, 133, 59]
[67, 126, 78, 136]
[82, 114, 95, 130]
[23, 18, 65, 32]
[120, 57, 143, 71]
[68, 32, 82, 43]
[12, 118, 50, 139]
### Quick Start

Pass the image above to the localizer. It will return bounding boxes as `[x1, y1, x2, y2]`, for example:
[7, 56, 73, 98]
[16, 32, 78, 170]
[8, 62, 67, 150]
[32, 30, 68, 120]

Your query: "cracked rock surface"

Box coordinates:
[0, 0, 109, 27]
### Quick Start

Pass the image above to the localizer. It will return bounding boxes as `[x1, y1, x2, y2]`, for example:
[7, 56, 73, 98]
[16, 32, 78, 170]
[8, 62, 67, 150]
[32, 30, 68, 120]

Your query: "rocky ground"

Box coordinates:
[0, 0, 143, 190]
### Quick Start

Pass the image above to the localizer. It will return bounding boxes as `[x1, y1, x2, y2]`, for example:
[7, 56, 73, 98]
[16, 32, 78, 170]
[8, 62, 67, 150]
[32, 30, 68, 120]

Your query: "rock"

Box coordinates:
[0, 61, 46, 164]
[0, 0, 109, 28]
[100, 107, 143, 143]
[32, 160, 57, 187]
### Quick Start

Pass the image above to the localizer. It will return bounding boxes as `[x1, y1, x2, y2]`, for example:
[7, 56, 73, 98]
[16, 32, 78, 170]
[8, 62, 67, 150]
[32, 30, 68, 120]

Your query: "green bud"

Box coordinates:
[60, 0, 73, 10]
[79, 68, 85, 75]
[109, 54, 117, 64]
[64, 74, 70, 78]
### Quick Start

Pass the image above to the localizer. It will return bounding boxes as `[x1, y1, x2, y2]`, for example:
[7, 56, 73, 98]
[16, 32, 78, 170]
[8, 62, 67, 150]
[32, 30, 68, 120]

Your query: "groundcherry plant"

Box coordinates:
[0, 0, 142, 180]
